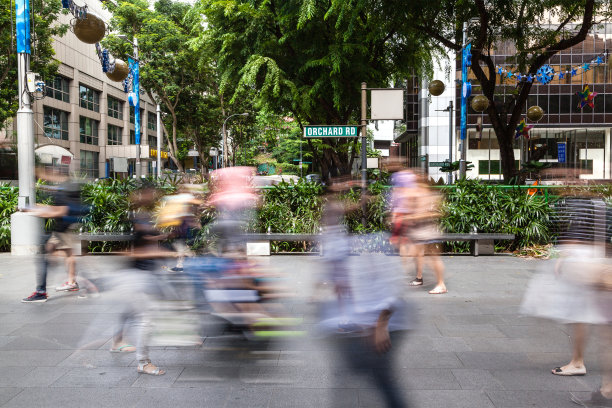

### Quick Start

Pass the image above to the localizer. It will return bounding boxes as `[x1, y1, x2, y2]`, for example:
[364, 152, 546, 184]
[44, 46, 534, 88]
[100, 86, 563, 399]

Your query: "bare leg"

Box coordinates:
[600, 324, 612, 397]
[425, 245, 447, 294]
[65, 254, 76, 283]
[553, 323, 587, 375]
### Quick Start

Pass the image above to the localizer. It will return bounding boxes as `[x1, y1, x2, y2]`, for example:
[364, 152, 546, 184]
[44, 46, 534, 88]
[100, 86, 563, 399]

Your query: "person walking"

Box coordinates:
[22, 176, 84, 303]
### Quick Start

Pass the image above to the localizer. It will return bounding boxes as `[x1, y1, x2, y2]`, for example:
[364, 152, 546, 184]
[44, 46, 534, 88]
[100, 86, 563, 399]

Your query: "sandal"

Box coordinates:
[137, 360, 165, 376]
[110, 344, 136, 353]
[428, 286, 448, 295]
[409, 278, 423, 287]
[551, 366, 586, 376]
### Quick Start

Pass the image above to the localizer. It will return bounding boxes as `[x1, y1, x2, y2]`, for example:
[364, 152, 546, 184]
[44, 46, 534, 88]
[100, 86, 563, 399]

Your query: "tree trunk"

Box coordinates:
[498, 130, 517, 182]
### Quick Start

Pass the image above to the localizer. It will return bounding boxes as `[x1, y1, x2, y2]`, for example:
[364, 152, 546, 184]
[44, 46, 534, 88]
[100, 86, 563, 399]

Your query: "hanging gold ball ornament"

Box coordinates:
[471, 95, 489, 112]
[105, 59, 129, 82]
[428, 80, 445, 96]
[72, 13, 106, 44]
[527, 105, 544, 122]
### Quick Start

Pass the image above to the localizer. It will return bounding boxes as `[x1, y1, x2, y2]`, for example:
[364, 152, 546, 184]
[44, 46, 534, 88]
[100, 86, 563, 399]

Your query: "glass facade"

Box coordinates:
[108, 96, 123, 119]
[43, 107, 69, 140]
[107, 125, 122, 145]
[79, 116, 99, 145]
[147, 112, 157, 130]
[79, 85, 100, 112]
[45, 76, 70, 102]
[80, 150, 99, 178]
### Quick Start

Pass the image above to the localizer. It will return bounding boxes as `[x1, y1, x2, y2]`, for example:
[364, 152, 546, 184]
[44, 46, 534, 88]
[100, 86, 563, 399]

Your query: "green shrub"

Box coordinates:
[276, 162, 300, 175]
[439, 179, 554, 251]
[0, 185, 18, 251]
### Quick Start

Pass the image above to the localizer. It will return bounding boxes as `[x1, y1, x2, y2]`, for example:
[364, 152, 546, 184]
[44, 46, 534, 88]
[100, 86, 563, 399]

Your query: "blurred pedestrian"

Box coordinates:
[109, 183, 172, 375]
[521, 195, 610, 393]
[389, 168, 446, 294]
[22, 172, 85, 303]
[319, 188, 414, 407]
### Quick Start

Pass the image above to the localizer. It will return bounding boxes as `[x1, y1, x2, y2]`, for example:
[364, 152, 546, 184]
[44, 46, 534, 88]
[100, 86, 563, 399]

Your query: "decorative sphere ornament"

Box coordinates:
[536, 64, 555, 85]
[527, 105, 544, 122]
[72, 13, 106, 44]
[105, 59, 129, 82]
[428, 80, 445, 96]
[471, 95, 489, 112]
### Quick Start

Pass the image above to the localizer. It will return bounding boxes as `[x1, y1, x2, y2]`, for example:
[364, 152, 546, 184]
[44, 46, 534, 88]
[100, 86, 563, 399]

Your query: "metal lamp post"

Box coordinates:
[117, 35, 141, 177]
[222, 112, 249, 168]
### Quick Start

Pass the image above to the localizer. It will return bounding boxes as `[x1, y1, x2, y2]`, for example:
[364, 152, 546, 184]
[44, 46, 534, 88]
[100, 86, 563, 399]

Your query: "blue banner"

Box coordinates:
[15, 0, 31, 54]
[557, 142, 566, 163]
[460, 43, 472, 140]
[128, 58, 141, 145]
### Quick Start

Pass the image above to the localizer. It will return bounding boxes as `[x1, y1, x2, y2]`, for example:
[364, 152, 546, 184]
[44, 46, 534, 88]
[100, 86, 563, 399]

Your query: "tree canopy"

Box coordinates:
[191, 0, 433, 180]
[404, 0, 611, 182]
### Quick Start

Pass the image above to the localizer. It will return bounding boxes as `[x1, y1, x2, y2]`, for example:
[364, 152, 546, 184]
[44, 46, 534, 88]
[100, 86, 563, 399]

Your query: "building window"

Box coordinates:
[43, 107, 69, 140]
[130, 106, 145, 124]
[147, 112, 157, 130]
[79, 116, 99, 145]
[148, 135, 157, 147]
[108, 96, 123, 119]
[79, 85, 100, 112]
[80, 150, 99, 178]
[107, 125, 122, 146]
[45, 76, 70, 102]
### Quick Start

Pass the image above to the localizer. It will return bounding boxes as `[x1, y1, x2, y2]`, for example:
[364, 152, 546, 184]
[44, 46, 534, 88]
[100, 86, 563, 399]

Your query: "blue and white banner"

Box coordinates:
[128, 57, 141, 145]
[15, 0, 30, 53]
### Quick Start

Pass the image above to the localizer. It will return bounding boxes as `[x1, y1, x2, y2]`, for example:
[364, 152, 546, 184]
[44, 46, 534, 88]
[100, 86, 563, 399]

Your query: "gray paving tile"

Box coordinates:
[397, 351, 464, 369]
[430, 337, 472, 352]
[392, 368, 462, 390]
[16, 367, 73, 387]
[0, 350, 72, 367]
[226, 385, 275, 408]
[2, 387, 145, 408]
[451, 369, 506, 390]
[131, 367, 184, 387]
[0, 388, 23, 406]
[456, 352, 533, 370]
[133, 386, 231, 408]
[50, 366, 140, 387]
[464, 337, 528, 353]
[496, 324, 570, 339]
[436, 323, 507, 338]
[57, 349, 135, 367]
[360, 389, 495, 408]
[174, 365, 261, 385]
[486, 390, 592, 408]
[491, 369, 594, 391]
[269, 388, 355, 408]
[0, 366, 33, 387]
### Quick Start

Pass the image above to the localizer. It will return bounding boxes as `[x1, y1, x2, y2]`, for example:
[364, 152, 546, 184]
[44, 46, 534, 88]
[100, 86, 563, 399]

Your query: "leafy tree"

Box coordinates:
[404, 0, 610, 182]
[0, 0, 67, 129]
[103, 0, 204, 171]
[191, 0, 431, 182]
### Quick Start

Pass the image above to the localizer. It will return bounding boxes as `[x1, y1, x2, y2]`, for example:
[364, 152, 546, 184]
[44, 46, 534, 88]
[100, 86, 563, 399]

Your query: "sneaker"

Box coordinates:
[55, 281, 79, 292]
[22, 292, 48, 303]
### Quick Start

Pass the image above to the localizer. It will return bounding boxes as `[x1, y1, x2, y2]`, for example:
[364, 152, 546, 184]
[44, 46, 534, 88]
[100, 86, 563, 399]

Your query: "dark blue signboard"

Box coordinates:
[557, 142, 566, 163]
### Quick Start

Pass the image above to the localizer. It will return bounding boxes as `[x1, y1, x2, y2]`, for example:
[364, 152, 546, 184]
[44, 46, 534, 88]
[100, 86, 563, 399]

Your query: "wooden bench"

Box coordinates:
[243, 232, 515, 256]
[436, 233, 515, 256]
[76, 232, 134, 255]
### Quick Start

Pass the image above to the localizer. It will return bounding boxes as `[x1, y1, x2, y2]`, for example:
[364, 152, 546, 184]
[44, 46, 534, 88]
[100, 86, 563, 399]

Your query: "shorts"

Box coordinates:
[47, 231, 76, 251]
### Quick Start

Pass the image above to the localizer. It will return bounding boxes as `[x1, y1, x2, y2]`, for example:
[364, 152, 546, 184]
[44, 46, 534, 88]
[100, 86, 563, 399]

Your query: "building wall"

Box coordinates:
[33, 0, 164, 178]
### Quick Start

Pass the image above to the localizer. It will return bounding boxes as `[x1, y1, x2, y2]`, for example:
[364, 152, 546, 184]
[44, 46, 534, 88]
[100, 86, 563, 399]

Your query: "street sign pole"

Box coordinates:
[361, 82, 367, 229]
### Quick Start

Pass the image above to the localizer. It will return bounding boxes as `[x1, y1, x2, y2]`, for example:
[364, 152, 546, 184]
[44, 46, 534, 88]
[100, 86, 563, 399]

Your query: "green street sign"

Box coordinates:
[303, 125, 359, 138]
[429, 161, 446, 167]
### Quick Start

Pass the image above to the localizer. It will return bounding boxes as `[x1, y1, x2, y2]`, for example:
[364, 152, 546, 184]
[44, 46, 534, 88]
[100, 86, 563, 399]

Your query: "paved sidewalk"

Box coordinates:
[0, 254, 605, 407]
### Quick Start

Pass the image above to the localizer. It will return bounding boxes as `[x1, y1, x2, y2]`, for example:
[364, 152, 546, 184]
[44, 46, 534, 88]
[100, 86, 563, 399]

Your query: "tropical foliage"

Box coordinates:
[439, 179, 554, 251]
